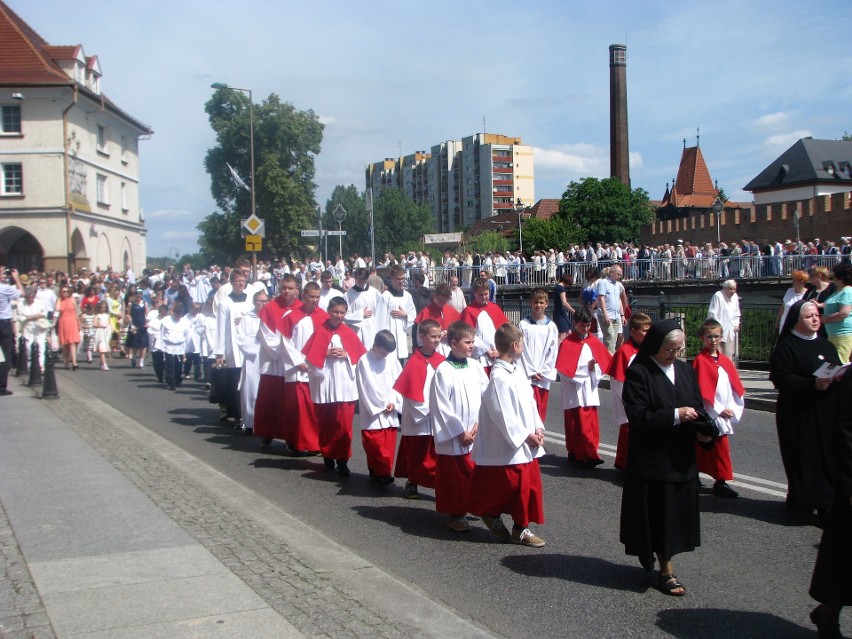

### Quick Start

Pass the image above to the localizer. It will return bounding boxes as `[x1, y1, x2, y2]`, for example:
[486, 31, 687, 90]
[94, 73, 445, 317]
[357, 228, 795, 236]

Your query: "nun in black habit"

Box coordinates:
[619, 319, 717, 596]
[769, 299, 842, 521]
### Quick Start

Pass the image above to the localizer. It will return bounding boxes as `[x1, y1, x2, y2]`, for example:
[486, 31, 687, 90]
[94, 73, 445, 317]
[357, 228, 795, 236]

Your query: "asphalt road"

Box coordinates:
[55, 361, 829, 639]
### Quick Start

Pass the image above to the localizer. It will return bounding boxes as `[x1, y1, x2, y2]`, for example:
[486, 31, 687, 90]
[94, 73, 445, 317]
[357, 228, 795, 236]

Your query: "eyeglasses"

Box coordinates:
[663, 347, 685, 355]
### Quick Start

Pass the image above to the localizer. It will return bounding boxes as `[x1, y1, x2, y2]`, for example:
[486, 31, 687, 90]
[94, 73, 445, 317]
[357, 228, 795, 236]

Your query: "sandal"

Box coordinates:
[657, 573, 685, 596]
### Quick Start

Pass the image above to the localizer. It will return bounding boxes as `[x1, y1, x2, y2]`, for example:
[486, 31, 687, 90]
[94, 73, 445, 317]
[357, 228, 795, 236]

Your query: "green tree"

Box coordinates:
[466, 230, 509, 256]
[521, 216, 583, 254]
[199, 89, 324, 263]
[841, 131, 851, 141]
[558, 177, 653, 244]
[321, 185, 370, 259]
[371, 188, 433, 257]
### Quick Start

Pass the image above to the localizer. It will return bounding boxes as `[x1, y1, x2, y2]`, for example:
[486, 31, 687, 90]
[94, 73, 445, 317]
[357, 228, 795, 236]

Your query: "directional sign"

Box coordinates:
[245, 235, 262, 252]
[241, 214, 265, 237]
[301, 229, 321, 237]
[326, 230, 347, 236]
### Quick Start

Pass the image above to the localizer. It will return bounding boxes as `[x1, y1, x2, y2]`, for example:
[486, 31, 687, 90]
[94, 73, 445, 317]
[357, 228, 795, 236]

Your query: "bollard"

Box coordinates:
[15, 335, 28, 377]
[28, 341, 42, 386]
[41, 348, 59, 399]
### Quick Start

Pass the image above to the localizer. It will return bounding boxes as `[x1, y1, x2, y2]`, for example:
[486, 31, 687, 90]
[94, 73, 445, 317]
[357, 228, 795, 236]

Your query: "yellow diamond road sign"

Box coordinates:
[241, 214, 265, 237]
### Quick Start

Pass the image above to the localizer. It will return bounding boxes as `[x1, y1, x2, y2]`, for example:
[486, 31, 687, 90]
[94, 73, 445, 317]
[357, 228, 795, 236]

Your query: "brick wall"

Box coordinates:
[640, 192, 850, 245]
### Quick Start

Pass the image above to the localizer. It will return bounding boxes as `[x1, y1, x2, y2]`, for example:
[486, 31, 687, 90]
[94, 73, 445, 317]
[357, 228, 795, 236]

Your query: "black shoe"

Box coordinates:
[323, 457, 335, 471]
[377, 475, 395, 486]
[712, 481, 739, 498]
[586, 458, 606, 467]
[0, 389, 12, 396]
[260, 437, 273, 449]
[337, 461, 351, 477]
[810, 605, 842, 639]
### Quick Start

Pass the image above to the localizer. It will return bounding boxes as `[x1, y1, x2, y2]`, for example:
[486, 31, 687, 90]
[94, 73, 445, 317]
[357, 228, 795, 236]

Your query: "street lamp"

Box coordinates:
[332, 203, 347, 259]
[514, 197, 526, 256]
[210, 82, 256, 279]
[712, 196, 724, 246]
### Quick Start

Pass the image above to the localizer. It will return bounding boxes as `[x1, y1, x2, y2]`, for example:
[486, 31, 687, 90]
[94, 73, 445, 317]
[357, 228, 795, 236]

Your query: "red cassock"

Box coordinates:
[361, 429, 398, 476]
[253, 297, 303, 441]
[392, 349, 446, 487]
[302, 321, 366, 460]
[693, 349, 744, 481]
[607, 339, 639, 470]
[464, 461, 544, 528]
[435, 453, 475, 516]
[556, 332, 612, 463]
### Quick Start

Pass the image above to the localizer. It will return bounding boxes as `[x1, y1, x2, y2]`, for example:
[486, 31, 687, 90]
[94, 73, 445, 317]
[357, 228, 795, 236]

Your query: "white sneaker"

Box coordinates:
[512, 527, 545, 548]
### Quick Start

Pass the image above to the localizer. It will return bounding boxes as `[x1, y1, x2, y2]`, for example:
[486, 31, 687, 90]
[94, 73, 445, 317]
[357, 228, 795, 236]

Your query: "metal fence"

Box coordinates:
[496, 294, 777, 366]
[421, 253, 847, 289]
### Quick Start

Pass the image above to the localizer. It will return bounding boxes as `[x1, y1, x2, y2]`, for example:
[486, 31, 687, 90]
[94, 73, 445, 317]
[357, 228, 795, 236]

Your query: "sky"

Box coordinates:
[9, 0, 852, 257]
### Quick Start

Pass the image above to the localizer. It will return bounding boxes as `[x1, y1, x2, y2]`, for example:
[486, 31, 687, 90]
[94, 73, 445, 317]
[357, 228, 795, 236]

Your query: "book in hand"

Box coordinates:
[813, 362, 850, 380]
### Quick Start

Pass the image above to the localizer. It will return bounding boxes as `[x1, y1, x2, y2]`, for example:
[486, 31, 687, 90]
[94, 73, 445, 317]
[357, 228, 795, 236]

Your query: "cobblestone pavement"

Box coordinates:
[0, 499, 56, 639]
[1, 384, 432, 639]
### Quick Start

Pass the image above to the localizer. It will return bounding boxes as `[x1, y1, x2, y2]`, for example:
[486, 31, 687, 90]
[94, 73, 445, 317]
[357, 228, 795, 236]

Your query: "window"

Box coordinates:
[120, 135, 128, 164]
[1, 105, 21, 134]
[97, 125, 108, 154]
[96, 174, 109, 205]
[1, 163, 23, 195]
[121, 182, 128, 212]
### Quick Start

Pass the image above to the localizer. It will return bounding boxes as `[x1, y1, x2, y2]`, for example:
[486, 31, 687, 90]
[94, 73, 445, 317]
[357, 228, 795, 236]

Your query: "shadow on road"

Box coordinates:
[500, 553, 648, 592]
[656, 608, 812, 638]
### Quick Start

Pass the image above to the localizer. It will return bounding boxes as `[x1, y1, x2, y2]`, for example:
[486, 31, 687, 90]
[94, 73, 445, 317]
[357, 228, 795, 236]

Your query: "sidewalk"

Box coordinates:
[0, 375, 494, 639]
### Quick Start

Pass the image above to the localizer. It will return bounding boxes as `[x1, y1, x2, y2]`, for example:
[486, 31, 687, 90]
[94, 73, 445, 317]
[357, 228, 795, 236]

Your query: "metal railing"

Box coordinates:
[418, 254, 847, 288]
[495, 295, 777, 365]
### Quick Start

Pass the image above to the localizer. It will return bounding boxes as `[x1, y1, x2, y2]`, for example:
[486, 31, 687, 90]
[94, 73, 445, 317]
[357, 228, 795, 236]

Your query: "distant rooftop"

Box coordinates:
[744, 137, 852, 192]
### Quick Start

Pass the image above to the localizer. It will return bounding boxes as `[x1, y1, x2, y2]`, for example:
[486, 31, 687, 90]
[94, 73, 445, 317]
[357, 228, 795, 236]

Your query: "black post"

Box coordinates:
[658, 290, 667, 320]
[41, 348, 59, 399]
[15, 335, 28, 377]
[27, 341, 42, 386]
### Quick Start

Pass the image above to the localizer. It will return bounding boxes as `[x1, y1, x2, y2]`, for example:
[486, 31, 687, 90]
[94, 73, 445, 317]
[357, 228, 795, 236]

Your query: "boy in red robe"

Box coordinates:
[393, 319, 445, 499]
[302, 296, 366, 476]
[608, 312, 651, 470]
[414, 283, 460, 356]
[459, 277, 509, 374]
[555, 308, 612, 466]
[693, 318, 745, 498]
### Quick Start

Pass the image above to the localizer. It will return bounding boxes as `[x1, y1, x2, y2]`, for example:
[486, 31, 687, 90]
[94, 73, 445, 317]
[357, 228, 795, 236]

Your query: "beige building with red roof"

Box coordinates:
[0, 1, 152, 274]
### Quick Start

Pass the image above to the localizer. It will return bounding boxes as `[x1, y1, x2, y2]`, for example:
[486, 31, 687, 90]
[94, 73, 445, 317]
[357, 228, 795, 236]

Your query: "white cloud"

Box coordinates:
[533, 144, 607, 176]
[765, 130, 813, 152]
[754, 112, 789, 129]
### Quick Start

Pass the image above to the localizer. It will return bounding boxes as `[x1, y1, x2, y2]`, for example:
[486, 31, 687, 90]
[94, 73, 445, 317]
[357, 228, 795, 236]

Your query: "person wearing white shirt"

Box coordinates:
[356, 330, 403, 485]
[234, 290, 268, 432]
[374, 266, 416, 362]
[706, 280, 741, 359]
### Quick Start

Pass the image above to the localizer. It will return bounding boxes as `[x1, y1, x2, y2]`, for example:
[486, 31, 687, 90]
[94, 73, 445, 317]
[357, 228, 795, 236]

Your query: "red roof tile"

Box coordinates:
[0, 1, 73, 85]
[660, 146, 718, 209]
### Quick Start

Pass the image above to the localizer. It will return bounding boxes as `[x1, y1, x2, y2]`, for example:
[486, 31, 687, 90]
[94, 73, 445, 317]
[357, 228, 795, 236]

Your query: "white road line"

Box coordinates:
[542, 434, 788, 498]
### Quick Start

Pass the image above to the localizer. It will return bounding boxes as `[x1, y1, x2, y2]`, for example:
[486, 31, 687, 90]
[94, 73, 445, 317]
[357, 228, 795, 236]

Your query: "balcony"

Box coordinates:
[493, 179, 512, 186]
[492, 167, 512, 174]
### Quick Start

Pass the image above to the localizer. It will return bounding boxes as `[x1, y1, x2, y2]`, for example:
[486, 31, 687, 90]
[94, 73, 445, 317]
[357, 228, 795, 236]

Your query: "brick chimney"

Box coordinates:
[609, 44, 630, 186]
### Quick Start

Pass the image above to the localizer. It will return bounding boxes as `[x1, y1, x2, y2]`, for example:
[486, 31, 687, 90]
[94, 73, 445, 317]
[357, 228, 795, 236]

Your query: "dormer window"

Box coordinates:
[823, 161, 837, 176]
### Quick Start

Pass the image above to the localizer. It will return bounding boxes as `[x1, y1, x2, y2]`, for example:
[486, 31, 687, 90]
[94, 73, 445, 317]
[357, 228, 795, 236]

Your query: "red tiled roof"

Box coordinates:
[0, 1, 74, 85]
[660, 146, 718, 209]
[527, 198, 560, 220]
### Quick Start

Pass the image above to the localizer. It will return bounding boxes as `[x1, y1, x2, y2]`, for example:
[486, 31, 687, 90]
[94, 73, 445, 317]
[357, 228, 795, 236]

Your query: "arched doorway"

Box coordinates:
[0, 227, 44, 273]
[70, 228, 89, 272]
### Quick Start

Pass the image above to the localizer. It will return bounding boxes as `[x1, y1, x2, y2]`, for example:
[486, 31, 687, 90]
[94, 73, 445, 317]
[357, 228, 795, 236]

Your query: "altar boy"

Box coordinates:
[430, 321, 489, 532]
[555, 308, 612, 467]
[356, 330, 403, 486]
[302, 296, 366, 476]
[466, 323, 546, 547]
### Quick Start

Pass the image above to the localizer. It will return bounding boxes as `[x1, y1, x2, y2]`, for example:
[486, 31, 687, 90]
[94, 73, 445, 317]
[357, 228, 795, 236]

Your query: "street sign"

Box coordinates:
[245, 235, 262, 251]
[326, 230, 347, 236]
[301, 229, 321, 237]
[241, 214, 265, 237]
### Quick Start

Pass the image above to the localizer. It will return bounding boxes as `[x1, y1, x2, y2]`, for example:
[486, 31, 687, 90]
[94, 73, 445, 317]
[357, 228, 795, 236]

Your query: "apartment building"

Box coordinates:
[366, 133, 534, 233]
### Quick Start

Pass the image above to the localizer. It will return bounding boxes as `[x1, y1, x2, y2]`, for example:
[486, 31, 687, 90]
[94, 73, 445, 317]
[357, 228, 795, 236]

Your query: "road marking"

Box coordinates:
[542, 433, 788, 498]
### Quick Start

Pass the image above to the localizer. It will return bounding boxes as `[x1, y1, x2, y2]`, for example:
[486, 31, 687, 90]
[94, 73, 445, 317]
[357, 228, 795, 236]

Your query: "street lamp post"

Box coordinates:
[712, 196, 724, 246]
[514, 198, 525, 257]
[333, 203, 347, 259]
[210, 82, 256, 280]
